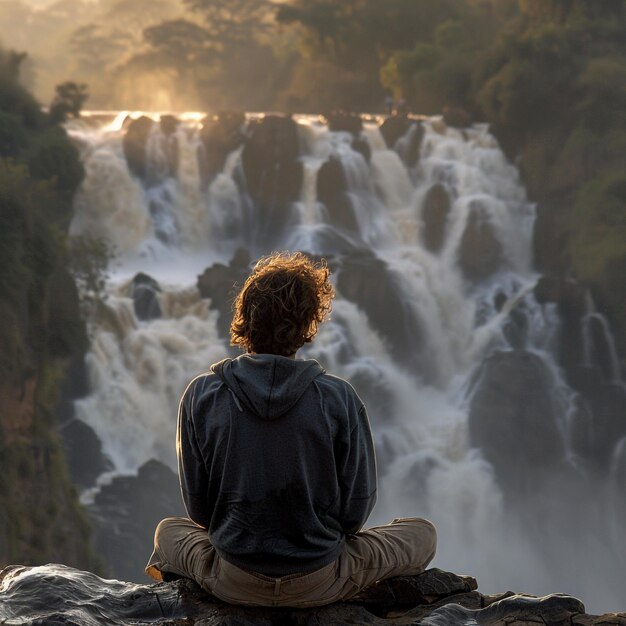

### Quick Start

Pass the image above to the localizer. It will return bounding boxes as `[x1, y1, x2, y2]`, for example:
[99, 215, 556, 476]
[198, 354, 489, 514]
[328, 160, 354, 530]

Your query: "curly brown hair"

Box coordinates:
[230, 252, 334, 356]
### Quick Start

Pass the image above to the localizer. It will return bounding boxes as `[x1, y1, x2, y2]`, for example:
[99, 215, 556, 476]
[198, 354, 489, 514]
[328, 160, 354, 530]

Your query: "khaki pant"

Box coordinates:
[146, 516, 437, 607]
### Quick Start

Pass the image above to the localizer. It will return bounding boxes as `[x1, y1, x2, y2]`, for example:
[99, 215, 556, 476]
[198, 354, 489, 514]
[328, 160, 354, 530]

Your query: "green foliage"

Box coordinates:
[0, 161, 37, 302]
[49, 82, 89, 124]
[518, 0, 624, 24]
[569, 173, 626, 279]
[0, 49, 100, 571]
[68, 235, 112, 325]
[434, 20, 468, 50]
[575, 57, 626, 132]
[566, 173, 626, 338]
[0, 74, 43, 130]
[27, 126, 84, 203]
[0, 111, 27, 157]
[143, 19, 211, 60]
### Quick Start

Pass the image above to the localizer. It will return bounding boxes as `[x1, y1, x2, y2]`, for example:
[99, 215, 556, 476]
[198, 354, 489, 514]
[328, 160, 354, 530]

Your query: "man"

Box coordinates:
[146, 251, 436, 607]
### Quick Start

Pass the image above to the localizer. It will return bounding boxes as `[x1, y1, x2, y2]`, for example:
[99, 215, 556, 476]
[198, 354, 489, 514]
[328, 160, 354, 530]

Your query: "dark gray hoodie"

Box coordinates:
[177, 353, 377, 576]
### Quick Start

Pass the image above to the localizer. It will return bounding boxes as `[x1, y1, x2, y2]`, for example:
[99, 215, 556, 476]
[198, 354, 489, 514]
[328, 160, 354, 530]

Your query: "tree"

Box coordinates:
[70, 24, 133, 75]
[184, 0, 274, 46]
[49, 82, 89, 123]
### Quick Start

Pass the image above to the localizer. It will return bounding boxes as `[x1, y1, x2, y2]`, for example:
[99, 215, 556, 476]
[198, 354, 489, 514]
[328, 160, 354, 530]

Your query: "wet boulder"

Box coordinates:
[60, 418, 113, 490]
[325, 111, 363, 135]
[337, 252, 428, 380]
[1, 563, 617, 625]
[442, 105, 472, 129]
[241, 115, 303, 244]
[421, 183, 452, 253]
[131, 272, 162, 321]
[534, 275, 587, 380]
[380, 116, 412, 148]
[379, 117, 424, 166]
[351, 134, 371, 163]
[199, 112, 246, 187]
[316, 156, 359, 233]
[457, 202, 503, 282]
[197, 248, 251, 338]
[159, 115, 180, 177]
[567, 372, 626, 472]
[468, 350, 565, 494]
[122, 116, 155, 179]
[159, 114, 179, 137]
[89, 459, 185, 582]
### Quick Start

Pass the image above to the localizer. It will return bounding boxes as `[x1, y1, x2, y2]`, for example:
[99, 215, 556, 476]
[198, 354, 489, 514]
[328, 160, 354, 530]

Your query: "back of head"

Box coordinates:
[230, 252, 334, 356]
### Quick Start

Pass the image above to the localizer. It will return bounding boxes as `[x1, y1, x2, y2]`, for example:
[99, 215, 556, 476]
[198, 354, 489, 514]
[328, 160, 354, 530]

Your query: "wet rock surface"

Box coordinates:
[337, 251, 429, 381]
[240, 115, 303, 244]
[1, 564, 624, 626]
[458, 201, 504, 281]
[199, 112, 246, 187]
[123, 116, 154, 178]
[468, 350, 565, 494]
[325, 111, 364, 135]
[132, 272, 163, 321]
[379, 116, 424, 166]
[420, 183, 452, 253]
[316, 156, 359, 233]
[196, 248, 251, 338]
[60, 418, 113, 490]
[88, 460, 185, 582]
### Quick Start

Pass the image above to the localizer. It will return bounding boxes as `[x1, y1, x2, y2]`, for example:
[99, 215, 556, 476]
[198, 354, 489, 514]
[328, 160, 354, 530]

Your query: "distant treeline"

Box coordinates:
[0, 0, 624, 343]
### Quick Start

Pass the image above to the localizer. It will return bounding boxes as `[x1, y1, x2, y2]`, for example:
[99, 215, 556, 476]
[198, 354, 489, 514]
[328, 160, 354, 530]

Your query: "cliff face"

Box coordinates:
[0, 53, 98, 571]
[0, 374, 96, 570]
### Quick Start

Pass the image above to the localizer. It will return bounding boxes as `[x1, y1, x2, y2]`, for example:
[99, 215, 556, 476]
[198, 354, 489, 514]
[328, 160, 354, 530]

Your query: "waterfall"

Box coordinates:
[65, 112, 625, 612]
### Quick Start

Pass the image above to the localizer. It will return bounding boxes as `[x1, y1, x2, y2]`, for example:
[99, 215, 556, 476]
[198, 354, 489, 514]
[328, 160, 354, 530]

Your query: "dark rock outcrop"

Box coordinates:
[468, 350, 565, 494]
[197, 248, 251, 338]
[534, 275, 588, 378]
[122, 116, 154, 179]
[316, 156, 359, 233]
[131, 272, 162, 321]
[458, 202, 503, 282]
[325, 111, 363, 135]
[380, 116, 413, 148]
[442, 106, 473, 129]
[89, 460, 185, 582]
[159, 114, 179, 137]
[337, 252, 429, 381]
[60, 418, 113, 490]
[199, 112, 246, 187]
[2, 564, 623, 626]
[421, 183, 452, 253]
[123, 115, 179, 182]
[241, 115, 303, 244]
[380, 117, 424, 166]
[351, 133, 371, 162]
[534, 276, 626, 470]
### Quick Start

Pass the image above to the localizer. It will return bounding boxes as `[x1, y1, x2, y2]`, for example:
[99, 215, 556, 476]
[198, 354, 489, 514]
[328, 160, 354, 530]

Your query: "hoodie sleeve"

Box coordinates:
[177, 377, 212, 529]
[339, 404, 378, 535]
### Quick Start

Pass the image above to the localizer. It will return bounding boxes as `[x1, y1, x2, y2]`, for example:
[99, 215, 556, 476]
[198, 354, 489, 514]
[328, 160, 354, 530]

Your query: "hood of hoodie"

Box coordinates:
[211, 354, 325, 420]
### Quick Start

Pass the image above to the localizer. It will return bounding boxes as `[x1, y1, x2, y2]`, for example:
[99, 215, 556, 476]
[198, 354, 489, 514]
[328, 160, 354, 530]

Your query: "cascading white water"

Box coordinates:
[66, 112, 624, 612]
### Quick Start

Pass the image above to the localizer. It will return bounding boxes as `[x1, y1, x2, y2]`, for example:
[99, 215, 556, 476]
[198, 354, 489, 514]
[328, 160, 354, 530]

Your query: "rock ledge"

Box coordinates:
[0, 565, 624, 626]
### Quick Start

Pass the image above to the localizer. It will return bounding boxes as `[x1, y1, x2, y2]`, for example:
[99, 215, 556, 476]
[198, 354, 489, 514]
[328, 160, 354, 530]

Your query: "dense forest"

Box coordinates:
[0, 49, 99, 569]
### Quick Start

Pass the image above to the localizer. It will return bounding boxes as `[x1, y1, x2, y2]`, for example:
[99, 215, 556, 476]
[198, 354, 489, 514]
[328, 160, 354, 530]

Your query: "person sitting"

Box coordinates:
[146, 251, 436, 607]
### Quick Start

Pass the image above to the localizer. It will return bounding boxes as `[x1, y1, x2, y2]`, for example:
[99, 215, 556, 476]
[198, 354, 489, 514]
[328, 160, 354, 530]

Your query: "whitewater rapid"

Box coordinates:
[65, 112, 622, 612]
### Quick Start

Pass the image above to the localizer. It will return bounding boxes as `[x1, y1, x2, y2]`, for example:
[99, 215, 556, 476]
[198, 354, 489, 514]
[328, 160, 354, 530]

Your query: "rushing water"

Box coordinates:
[64, 112, 624, 613]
